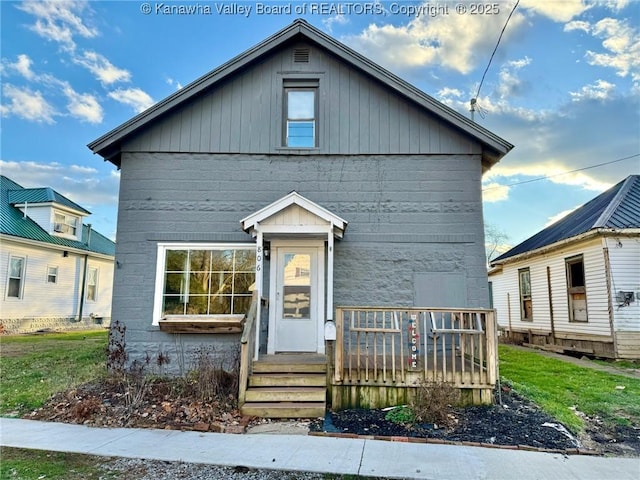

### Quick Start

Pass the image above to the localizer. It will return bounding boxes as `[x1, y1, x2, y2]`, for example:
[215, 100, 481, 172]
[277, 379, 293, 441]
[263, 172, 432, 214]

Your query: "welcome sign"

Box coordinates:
[407, 314, 420, 369]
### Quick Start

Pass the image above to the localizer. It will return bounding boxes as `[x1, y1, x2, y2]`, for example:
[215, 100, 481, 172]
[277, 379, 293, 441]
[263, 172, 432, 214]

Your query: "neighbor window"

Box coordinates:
[47, 266, 58, 284]
[566, 255, 587, 322]
[518, 268, 532, 321]
[157, 244, 256, 319]
[284, 83, 317, 148]
[54, 212, 78, 236]
[86, 267, 98, 301]
[7, 255, 25, 298]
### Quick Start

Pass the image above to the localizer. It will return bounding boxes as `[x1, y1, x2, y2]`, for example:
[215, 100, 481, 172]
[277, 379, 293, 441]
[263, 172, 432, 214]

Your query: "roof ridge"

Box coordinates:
[592, 175, 636, 228]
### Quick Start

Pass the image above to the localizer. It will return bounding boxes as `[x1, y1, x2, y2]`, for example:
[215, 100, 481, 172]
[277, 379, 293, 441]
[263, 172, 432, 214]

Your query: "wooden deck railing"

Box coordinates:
[238, 292, 259, 406]
[334, 307, 497, 388]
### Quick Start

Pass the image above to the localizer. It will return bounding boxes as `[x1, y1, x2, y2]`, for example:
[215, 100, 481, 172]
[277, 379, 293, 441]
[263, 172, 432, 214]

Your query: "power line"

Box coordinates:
[475, 0, 520, 100]
[482, 153, 640, 191]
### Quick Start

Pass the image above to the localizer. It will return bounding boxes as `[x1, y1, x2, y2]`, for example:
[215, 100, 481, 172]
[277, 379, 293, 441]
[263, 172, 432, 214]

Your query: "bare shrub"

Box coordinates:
[185, 346, 240, 404]
[411, 381, 461, 428]
[70, 396, 102, 422]
[106, 320, 128, 374]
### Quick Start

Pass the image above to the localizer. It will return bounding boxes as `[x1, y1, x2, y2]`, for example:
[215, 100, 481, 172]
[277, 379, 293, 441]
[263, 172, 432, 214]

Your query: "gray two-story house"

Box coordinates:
[89, 19, 513, 417]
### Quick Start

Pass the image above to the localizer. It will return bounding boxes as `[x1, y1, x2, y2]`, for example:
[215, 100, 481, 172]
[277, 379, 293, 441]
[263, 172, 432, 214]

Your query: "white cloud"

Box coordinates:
[17, 0, 98, 51]
[482, 182, 511, 202]
[564, 20, 591, 33]
[484, 162, 614, 192]
[1, 84, 57, 123]
[108, 87, 154, 113]
[322, 13, 349, 33]
[166, 77, 183, 90]
[342, 7, 525, 74]
[5, 54, 36, 79]
[569, 79, 616, 101]
[73, 50, 131, 84]
[519, 0, 591, 23]
[585, 18, 640, 81]
[496, 57, 532, 99]
[0, 160, 119, 208]
[62, 84, 103, 123]
[437, 87, 463, 99]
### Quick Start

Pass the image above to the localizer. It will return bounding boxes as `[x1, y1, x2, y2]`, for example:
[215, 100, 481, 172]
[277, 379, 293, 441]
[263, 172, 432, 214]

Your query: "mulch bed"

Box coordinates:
[24, 379, 640, 457]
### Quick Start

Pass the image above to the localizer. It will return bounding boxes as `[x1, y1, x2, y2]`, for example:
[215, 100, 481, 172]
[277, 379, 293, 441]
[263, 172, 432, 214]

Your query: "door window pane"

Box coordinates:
[283, 253, 311, 319]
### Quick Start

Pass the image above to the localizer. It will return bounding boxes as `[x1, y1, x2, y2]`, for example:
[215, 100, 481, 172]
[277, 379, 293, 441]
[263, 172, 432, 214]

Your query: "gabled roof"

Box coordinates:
[241, 191, 347, 238]
[88, 19, 512, 168]
[492, 175, 640, 264]
[1, 176, 115, 256]
[8, 186, 90, 215]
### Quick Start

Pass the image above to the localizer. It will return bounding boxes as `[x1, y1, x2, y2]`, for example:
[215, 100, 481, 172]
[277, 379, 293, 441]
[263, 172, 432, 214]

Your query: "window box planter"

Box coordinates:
[159, 315, 245, 334]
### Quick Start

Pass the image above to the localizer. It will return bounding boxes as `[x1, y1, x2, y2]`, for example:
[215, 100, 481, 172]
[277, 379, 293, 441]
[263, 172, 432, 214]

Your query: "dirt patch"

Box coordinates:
[24, 379, 640, 457]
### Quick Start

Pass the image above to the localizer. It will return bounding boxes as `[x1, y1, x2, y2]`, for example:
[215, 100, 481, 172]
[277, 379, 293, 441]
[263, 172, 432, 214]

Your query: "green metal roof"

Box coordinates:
[8, 187, 91, 215]
[1, 175, 115, 256]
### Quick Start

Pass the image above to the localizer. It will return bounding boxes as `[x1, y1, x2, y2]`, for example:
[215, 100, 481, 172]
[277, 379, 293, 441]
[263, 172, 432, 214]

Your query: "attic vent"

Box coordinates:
[293, 48, 310, 63]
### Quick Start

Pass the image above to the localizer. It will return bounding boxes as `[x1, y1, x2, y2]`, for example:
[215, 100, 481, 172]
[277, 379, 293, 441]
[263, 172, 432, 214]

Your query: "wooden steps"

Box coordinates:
[240, 354, 327, 418]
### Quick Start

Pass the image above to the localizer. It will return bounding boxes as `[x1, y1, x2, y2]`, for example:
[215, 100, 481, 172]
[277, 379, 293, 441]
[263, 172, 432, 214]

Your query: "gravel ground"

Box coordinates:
[100, 458, 347, 480]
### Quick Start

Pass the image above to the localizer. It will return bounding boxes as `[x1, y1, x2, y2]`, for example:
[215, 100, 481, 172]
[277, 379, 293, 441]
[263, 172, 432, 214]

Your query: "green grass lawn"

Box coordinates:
[0, 330, 108, 416]
[499, 344, 640, 432]
[0, 447, 115, 480]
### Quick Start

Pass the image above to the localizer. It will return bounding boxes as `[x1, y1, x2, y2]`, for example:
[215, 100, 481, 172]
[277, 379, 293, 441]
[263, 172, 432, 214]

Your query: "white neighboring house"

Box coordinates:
[489, 175, 640, 359]
[1, 175, 115, 334]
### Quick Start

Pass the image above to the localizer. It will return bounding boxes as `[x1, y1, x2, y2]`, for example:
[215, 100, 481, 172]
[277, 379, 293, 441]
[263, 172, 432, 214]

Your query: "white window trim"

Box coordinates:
[152, 242, 256, 325]
[47, 265, 58, 284]
[53, 210, 80, 238]
[86, 266, 98, 302]
[6, 254, 26, 299]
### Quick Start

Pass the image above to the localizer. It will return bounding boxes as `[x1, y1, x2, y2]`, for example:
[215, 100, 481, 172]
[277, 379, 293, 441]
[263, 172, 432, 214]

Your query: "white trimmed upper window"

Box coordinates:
[53, 211, 79, 237]
[7, 255, 25, 299]
[153, 244, 256, 324]
[284, 80, 318, 148]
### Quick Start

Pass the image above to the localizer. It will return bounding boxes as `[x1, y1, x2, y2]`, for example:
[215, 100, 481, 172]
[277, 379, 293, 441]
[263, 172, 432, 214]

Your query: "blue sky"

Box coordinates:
[1, 0, 639, 255]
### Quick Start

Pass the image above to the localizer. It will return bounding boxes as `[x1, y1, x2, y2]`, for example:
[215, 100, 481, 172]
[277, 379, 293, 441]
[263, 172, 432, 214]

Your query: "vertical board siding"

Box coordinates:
[606, 237, 640, 333]
[491, 238, 613, 337]
[123, 43, 479, 156]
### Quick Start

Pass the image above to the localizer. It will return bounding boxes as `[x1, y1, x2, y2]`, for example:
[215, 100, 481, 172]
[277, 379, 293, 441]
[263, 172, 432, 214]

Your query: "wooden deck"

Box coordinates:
[331, 307, 498, 408]
[238, 298, 499, 416]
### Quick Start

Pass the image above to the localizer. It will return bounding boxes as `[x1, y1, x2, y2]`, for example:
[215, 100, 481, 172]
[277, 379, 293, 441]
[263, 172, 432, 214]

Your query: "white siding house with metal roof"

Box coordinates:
[489, 175, 640, 359]
[0, 176, 116, 334]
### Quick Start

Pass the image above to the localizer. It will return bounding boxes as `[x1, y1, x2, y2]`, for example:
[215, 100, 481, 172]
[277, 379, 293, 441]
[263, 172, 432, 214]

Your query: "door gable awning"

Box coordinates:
[241, 191, 347, 239]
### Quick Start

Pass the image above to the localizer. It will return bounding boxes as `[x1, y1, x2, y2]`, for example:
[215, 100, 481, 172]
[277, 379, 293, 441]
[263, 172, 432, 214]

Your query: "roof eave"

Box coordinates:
[0, 233, 115, 260]
[490, 227, 640, 267]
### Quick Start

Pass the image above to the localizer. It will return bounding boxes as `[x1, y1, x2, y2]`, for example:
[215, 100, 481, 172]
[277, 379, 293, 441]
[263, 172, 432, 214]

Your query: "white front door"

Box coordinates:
[269, 243, 324, 353]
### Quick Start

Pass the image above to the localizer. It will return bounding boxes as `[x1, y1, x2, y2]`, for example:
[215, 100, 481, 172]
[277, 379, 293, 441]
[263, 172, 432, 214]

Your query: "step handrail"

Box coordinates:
[238, 291, 259, 406]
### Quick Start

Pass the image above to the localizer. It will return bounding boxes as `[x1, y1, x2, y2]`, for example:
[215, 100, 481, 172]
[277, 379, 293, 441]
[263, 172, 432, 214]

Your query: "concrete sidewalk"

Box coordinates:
[1, 418, 638, 479]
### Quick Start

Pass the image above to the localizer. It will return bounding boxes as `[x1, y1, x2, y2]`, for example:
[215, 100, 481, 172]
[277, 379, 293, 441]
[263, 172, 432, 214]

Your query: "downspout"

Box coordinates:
[77, 224, 92, 322]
